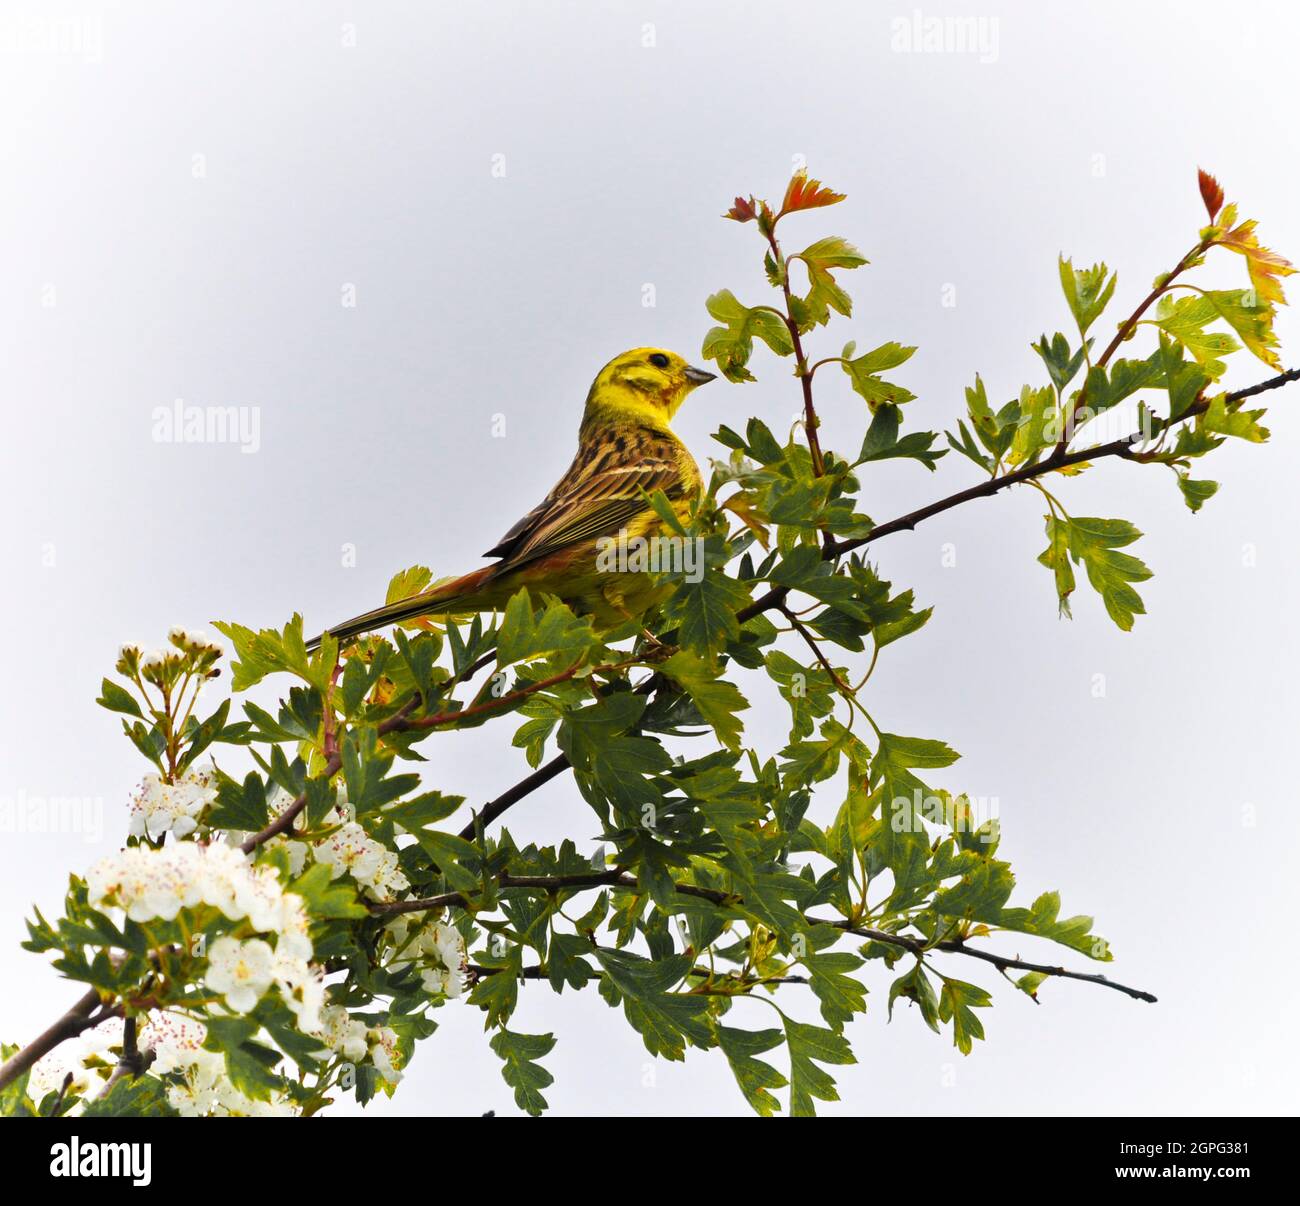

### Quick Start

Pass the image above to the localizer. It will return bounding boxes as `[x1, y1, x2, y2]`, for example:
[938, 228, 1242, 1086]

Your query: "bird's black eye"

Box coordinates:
[649, 353, 670, 369]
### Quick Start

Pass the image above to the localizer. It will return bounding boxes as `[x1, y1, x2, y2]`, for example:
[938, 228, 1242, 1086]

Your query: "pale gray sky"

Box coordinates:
[1, 0, 1296, 1116]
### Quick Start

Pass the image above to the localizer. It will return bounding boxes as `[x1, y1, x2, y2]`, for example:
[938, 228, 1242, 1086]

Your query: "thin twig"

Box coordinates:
[830, 920, 1158, 1003]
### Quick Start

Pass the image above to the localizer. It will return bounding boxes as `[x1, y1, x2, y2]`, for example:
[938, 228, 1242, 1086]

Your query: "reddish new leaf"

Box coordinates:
[779, 171, 846, 218]
[1197, 168, 1224, 222]
[725, 195, 758, 223]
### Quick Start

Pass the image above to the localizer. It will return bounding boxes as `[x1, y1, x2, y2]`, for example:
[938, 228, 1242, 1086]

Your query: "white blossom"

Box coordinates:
[204, 936, 275, 1012]
[368, 1026, 403, 1083]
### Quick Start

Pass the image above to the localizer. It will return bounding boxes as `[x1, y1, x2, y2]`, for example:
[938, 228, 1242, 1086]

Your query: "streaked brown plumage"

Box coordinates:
[307, 348, 717, 650]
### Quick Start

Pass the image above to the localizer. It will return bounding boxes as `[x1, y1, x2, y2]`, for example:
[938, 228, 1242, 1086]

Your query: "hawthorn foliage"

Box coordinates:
[3, 169, 1293, 1117]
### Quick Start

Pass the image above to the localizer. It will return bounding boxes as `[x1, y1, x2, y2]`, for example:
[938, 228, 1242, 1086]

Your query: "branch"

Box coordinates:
[366, 870, 1156, 1003]
[456, 754, 572, 841]
[408, 657, 640, 731]
[738, 368, 1300, 623]
[367, 870, 732, 917]
[763, 225, 825, 476]
[829, 920, 1158, 1003]
[467, 962, 808, 987]
[93, 1013, 153, 1103]
[0, 988, 122, 1093]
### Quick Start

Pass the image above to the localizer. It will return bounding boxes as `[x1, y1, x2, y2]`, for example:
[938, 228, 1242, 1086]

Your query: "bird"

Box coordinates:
[306, 348, 718, 652]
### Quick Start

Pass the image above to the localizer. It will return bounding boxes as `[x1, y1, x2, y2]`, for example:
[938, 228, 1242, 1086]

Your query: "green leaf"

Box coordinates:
[496, 590, 597, 668]
[938, 977, 992, 1054]
[794, 236, 867, 328]
[702, 289, 794, 382]
[1031, 332, 1087, 392]
[413, 829, 482, 894]
[1037, 513, 1076, 618]
[1176, 473, 1219, 513]
[783, 1014, 854, 1117]
[764, 648, 836, 741]
[841, 341, 917, 410]
[289, 862, 368, 920]
[858, 404, 944, 470]
[1006, 385, 1056, 466]
[1055, 516, 1153, 631]
[1074, 351, 1163, 423]
[593, 949, 712, 1061]
[208, 771, 270, 832]
[212, 614, 317, 692]
[716, 1025, 788, 1117]
[888, 963, 940, 1031]
[95, 679, 142, 719]
[1200, 394, 1270, 442]
[660, 566, 751, 661]
[469, 947, 523, 1027]
[1059, 257, 1117, 337]
[202, 1016, 282, 1100]
[386, 564, 433, 604]
[803, 950, 868, 1031]
[660, 651, 749, 752]
[998, 890, 1110, 960]
[489, 1028, 556, 1117]
[870, 732, 960, 792]
[1152, 294, 1240, 378]
[1196, 288, 1280, 369]
[557, 694, 646, 772]
[546, 932, 595, 992]
[80, 1074, 177, 1117]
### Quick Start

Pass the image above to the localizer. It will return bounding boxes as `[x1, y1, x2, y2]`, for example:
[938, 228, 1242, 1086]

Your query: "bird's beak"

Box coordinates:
[684, 365, 718, 386]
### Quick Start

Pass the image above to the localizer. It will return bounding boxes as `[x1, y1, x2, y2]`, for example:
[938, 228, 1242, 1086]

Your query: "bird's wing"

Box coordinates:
[483, 455, 685, 574]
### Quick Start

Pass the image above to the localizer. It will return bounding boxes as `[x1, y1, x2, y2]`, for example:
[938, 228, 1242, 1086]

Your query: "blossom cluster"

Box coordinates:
[144, 1013, 298, 1117]
[25, 1016, 125, 1106]
[85, 841, 321, 1030]
[385, 916, 467, 999]
[243, 785, 410, 902]
[316, 1005, 405, 1083]
[128, 762, 219, 840]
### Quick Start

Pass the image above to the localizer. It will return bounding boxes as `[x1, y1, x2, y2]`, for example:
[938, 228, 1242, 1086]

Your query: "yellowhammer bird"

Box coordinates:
[307, 348, 717, 651]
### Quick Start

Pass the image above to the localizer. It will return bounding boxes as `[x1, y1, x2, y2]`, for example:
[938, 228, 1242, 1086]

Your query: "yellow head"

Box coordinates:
[582, 347, 717, 428]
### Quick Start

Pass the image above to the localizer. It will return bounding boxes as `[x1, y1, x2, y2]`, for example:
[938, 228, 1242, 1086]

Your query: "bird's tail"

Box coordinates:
[306, 566, 499, 653]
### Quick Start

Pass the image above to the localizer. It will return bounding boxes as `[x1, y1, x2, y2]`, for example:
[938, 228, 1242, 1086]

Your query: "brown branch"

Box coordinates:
[367, 870, 731, 917]
[738, 368, 1300, 624]
[828, 919, 1158, 1003]
[764, 226, 825, 476]
[366, 870, 1155, 1003]
[93, 1013, 153, 1103]
[456, 754, 572, 841]
[0, 989, 122, 1093]
[467, 962, 808, 987]
[781, 604, 851, 694]
[408, 657, 640, 731]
